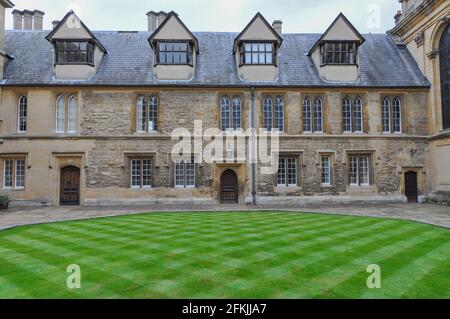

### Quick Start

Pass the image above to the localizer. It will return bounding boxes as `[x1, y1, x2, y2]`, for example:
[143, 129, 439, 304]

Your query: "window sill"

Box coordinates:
[2, 187, 25, 191]
[130, 186, 153, 190]
[55, 63, 95, 67]
[321, 183, 333, 188]
[320, 63, 358, 67]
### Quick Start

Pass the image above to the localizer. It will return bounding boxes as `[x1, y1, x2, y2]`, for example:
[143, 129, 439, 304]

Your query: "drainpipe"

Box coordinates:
[250, 86, 257, 206]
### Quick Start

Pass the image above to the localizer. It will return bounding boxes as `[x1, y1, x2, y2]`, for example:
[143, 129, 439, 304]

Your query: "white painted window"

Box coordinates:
[274, 96, 284, 132]
[277, 157, 297, 187]
[137, 96, 158, 133]
[382, 98, 391, 133]
[232, 97, 242, 131]
[321, 156, 331, 185]
[17, 96, 27, 133]
[313, 97, 323, 133]
[220, 96, 231, 131]
[343, 97, 352, 133]
[393, 97, 402, 133]
[263, 97, 273, 132]
[303, 97, 312, 132]
[56, 96, 65, 133]
[353, 97, 363, 133]
[349, 155, 370, 186]
[174, 159, 195, 188]
[68, 95, 77, 133]
[3, 159, 25, 190]
[130, 159, 152, 188]
[343, 97, 364, 133]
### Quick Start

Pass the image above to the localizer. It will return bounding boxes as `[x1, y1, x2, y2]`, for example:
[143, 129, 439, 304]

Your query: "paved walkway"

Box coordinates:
[0, 203, 449, 231]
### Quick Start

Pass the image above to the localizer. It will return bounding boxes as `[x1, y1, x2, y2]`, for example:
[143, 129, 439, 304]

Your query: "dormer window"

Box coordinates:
[156, 41, 193, 65]
[240, 42, 275, 65]
[55, 40, 94, 65]
[320, 42, 357, 65]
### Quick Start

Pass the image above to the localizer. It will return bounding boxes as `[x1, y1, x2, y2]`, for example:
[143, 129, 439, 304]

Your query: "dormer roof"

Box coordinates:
[45, 10, 108, 53]
[148, 11, 199, 53]
[307, 13, 365, 55]
[233, 12, 283, 53]
[0, 0, 14, 8]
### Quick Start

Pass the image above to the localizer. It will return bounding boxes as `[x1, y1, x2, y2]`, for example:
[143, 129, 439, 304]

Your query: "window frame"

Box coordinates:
[320, 41, 358, 66]
[277, 156, 298, 187]
[348, 154, 371, 187]
[17, 96, 27, 133]
[155, 41, 194, 66]
[55, 95, 77, 134]
[174, 158, 196, 189]
[381, 96, 403, 134]
[343, 96, 364, 133]
[137, 95, 158, 133]
[263, 96, 284, 132]
[321, 155, 332, 186]
[220, 96, 242, 132]
[2, 158, 26, 190]
[130, 158, 153, 189]
[239, 41, 277, 66]
[54, 40, 95, 66]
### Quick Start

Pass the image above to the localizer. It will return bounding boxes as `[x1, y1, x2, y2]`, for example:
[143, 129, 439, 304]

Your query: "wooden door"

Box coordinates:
[220, 169, 238, 204]
[60, 166, 80, 206]
[405, 171, 418, 203]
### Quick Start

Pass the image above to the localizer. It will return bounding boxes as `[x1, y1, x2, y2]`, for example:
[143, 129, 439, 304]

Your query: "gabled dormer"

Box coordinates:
[234, 12, 283, 82]
[45, 10, 107, 80]
[148, 11, 198, 81]
[307, 13, 365, 82]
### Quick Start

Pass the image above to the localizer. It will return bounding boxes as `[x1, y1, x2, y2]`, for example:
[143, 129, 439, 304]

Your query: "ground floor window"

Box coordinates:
[174, 159, 195, 188]
[348, 155, 370, 186]
[321, 156, 331, 185]
[3, 158, 25, 189]
[277, 157, 297, 187]
[130, 159, 153, 188]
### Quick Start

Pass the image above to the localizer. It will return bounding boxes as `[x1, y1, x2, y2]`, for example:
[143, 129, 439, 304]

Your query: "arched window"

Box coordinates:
[232, 97, 242, 130]
[220, 96, 231, 131]
[17, 96, 27, 133]
[392, 97, 402, 133]
[263, 97, 273, 131]
[274, 96, 284, 132]
[148, 96, 158, 132]
[353, 97, 363, 133]
[68, 95, 77, 133]
[313, 97, 323, 133]
[137, 96, 146, 132]
[56, 96, 65, 133]
[303, 97, 312, 132]
[343, 97, 352, 132]
[382, 97, 391, 133]
[137, 96, 158, 133]
[440, 24, 450, 129]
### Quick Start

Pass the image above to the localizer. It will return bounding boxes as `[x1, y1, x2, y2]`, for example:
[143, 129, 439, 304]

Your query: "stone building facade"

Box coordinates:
[0, 0, 448, 207]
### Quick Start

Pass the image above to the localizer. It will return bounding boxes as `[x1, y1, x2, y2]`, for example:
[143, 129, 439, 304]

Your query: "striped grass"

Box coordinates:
[0, 212, 449, 299]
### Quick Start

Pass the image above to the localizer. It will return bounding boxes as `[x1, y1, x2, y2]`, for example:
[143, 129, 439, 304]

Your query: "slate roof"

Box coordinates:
[2, 30, 430, 88]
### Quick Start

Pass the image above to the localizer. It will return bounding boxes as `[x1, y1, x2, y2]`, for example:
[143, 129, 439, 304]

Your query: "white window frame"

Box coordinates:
[56, 95, 66, 133]
[321, 156, 331, 186]
[220, 96, 232, 132]
[130, 158, 153, 189]
[67, 95, 77, 134]
[382, 97, 391, 133]
[3, 159, 25, 190]
[353, 97, 363, 133]
[17, 96, 27, 133]
[263, 97, 273, 132]
[274, 96, 285, 133]
[349, 155, 370, 187]
[14, 159, 25, 189]
[343, 97, 353, 133]
[174, 159, 196, 189]
[303, 97, 312, 133]
[392, 97, 403, 134]
[3, 159, 13, 189]
[277, 157, 298, 187]
[137, 96, 158, 133]
[313, 97, 324, 133]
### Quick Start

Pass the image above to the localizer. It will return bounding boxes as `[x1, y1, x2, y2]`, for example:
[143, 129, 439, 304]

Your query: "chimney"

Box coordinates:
[12, 9, 23, 30]
[394, 10, 402, 25]
[157, 11, 167, 26]
[52, 20, 60, 29]
[147, 11, 157, 33]
[33, 10, 44, 30]
[272, 20, 282, 35]
[22, 9, 33, 30]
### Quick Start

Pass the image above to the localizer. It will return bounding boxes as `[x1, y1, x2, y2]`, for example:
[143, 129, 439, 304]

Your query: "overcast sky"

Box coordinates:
[5, 0, 401, 33]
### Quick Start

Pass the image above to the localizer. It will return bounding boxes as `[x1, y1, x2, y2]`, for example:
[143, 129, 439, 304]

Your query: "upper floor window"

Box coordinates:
[137, 96, 158, 133]
[303, 97, 323, 133]
[263, 96, 284, 132]
[343, 97, 363, 133]
[382, 97, 402, 134]
[56, 95, 77, 133]
[55, 41, 94, 65]
[156, 42, 193, 65]
[240, 42, 275, 65]
[321, 42, 357, 65]
[17, 96, 27, 133]
[221, 96, 242, 131]
[3, 158, 25, 190]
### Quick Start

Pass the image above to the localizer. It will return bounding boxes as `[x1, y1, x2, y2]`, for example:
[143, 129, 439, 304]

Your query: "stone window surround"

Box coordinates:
[54, 93, 79, 134]
[123, 152, 156, 190]
[274, 151, 303, 189]
[16, 94, 27, 134]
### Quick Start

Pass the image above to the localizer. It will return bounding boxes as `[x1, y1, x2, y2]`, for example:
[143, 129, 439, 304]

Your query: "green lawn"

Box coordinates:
[0, 212, 449, 299]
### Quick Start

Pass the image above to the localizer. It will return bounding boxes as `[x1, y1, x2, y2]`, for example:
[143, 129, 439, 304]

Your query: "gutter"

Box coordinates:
[250, 86, 257, 206]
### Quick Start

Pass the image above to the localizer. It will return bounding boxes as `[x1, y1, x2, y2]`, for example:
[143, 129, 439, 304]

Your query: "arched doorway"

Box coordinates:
[220, 169, 238, 204]
[404, 171, 418, 203]
[60, 166, 80, 206]
[440, 24, 450, 129]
